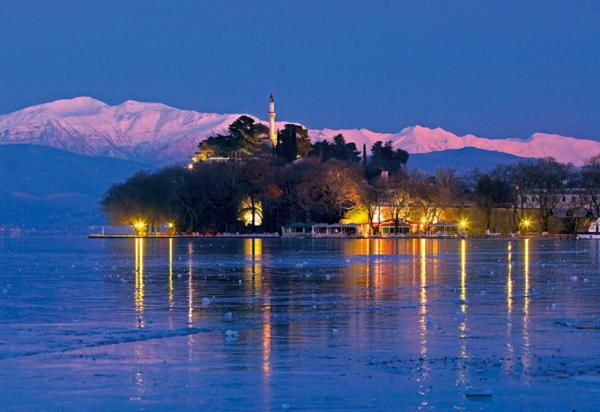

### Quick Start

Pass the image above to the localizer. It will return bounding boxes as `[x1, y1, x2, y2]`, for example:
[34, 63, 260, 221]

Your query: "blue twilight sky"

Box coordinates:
[0, 0, 599, 139]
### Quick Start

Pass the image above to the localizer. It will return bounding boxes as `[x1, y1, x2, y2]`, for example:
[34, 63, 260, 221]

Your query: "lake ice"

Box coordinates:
[0, 235, 599, 410]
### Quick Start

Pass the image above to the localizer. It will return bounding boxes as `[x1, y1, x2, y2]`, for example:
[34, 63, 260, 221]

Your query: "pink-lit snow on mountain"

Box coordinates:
[0, 97, 244, 163]
[309, 126, 600, 166]
[1, 97, 599, 165]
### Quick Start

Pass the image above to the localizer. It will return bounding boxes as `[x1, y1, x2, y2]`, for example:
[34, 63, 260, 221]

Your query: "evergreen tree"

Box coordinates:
[308, 134, 360, 163]
[197, 116, 269, 158]
[276, 124, 310, 161]
[367, 140, 409, 177]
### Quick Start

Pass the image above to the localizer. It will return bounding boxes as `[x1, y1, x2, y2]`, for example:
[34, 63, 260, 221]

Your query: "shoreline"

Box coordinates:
[88, 233, 577, 240]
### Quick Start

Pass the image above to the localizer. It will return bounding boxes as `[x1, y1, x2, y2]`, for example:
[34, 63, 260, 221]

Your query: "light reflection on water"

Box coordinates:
[505, 242, 514, 374]
[523, 238, 531, 381]
[457, 239, 468, 387]
[1, 236, 599, 409]
[134, 237, 144, 328]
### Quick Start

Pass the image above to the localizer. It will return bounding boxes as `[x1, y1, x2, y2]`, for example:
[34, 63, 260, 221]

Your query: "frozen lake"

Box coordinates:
[1, 235, 599, 410]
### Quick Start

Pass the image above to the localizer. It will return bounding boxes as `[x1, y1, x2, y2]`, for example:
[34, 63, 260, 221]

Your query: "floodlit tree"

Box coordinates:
[102, 170, 175, 232]
[290, 159, 364, 223]
[386, 174, 413, 233]
[228, 115, 270, 155]
[196, 116, 270, 159]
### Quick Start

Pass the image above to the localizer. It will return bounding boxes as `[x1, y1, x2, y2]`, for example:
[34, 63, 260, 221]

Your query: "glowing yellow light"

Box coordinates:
[133, 221, 146, 232]
[167, 222, 174, 229]
[239, 196, 263, 226]
[458, 219, 468, 230]
[521, 218, 532, 229]
[420, 217, 428, 224]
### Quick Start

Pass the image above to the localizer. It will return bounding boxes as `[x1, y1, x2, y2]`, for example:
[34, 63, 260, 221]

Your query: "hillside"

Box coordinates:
[407, 147, 528, 174]
[0, 144, 147, 228]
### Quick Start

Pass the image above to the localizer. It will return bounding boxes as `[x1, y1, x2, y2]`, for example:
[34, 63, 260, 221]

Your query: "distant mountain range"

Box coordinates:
[1, 96, 599, 166]
[408, 148, 529, 174]
[0, 97, 597, 228]
[0, 144, 146, 228]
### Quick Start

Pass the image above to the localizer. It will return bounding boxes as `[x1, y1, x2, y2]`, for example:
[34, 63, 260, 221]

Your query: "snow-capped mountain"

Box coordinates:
[0, 97, 244, 164]
[309, 127, 600, 166]
[1, 96, 599, 166]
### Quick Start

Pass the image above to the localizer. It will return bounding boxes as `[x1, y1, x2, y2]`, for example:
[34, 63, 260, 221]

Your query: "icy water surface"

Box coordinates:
[1, 235, 599, 410]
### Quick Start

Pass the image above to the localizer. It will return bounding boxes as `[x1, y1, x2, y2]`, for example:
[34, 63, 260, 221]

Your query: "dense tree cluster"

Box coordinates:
[196, 116, 271, 159]
[309, 134, 361, 163]
[102, 116, 600, 235]
[102, 158, 365, 233]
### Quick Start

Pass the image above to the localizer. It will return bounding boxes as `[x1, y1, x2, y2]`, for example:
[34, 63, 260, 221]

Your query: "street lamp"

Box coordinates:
[458, 219, 468, 232]
[520, 218, 532, 234]
[133, 220, 146, 236]
[167, 222, 175, 234]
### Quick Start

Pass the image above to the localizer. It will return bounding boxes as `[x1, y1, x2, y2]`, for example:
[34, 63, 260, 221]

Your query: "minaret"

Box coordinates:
[268, 94, 277, 147]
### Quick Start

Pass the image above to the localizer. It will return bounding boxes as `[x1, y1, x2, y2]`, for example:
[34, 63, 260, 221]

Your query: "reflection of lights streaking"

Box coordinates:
[244, 239, 263, 295]
[419, 238, 427, 326]
[168, 238, 174, 308]
[366, 239, 371, 302]
[188, 242, 194, 326]
[505, 242, 514, 374]
[134, 238, 145, 328]
[262, 300, 272, 410]
[262, 303, 271, 377]
[507, 242, 513, 314]
[373, 238, 381, 256]
[459, 240, 467, 315]
[418, 238, 429, 401]
[458, 239, 468, 385]
[522, 239, 530, 379]
[187, 242, 194, 362]
[241, 237, 271, 407]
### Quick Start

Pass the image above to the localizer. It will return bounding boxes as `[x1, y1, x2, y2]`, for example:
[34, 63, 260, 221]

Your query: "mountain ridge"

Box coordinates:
[1, 96, 599, 166]
[0, 144, 148, 228]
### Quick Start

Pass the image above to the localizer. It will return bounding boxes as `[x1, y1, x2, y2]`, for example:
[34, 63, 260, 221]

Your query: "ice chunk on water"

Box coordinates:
[224, 330, 239, 341]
